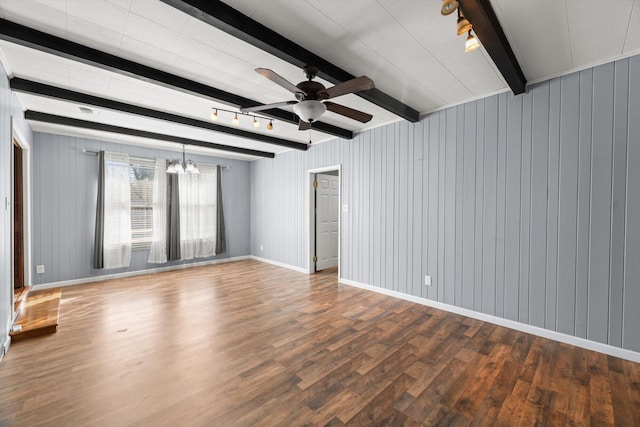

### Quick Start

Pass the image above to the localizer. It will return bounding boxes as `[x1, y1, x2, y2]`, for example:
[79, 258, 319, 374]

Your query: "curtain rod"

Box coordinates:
[81, 149, 229, 169]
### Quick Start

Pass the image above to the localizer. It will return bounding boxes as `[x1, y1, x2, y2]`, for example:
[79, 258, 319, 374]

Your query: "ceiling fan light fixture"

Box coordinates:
[441, 0, 458, 15]
[465, 30, 480, 52]
[293, 100, 327, 123]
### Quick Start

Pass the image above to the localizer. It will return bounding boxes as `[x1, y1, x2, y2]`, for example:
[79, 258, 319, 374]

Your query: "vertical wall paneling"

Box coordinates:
[436, 111, 446, 303]
[529, 81, 550, 328]
[588, 63, 615, 344]
[427, 117, 439, 301]
[519, 91, 533, 324]
[0, 61, 33, 352]
[495, 93, 508, 318]
[413, 121, 424, 299]
[249, 54, 640, 353]
[608, 59, 629, 348]
[504, 94, 522, 322]
[455, 105, 464, 307]
[474, 100, 485, 312]
[575, 68, 594, 339]
[444, 108, 457, 306]
[557, 73, 580, 335]
[32, 133, 251, 285]
[624, 56, 640, 352]
[546, 78, 561, 330]
[483, 96, 498, 315]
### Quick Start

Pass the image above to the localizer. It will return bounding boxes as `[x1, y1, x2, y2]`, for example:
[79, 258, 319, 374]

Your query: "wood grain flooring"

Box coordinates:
[1, 260, 639, 426]
[10, 288, 61, 341]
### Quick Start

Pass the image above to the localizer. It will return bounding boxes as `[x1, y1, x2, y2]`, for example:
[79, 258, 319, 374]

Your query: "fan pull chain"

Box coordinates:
[309, 128, 312, 145]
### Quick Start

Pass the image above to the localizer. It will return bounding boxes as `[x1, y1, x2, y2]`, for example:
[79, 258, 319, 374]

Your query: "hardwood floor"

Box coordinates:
[1, 260, 638, 426]
[10, 288, 61, 341]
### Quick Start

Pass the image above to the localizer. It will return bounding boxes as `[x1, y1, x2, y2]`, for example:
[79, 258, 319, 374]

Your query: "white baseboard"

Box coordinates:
[249, 255, 310, 274]
[32, 256, 251, 291]
[0, 335, 10, 363]
[339, 277, 640, 364]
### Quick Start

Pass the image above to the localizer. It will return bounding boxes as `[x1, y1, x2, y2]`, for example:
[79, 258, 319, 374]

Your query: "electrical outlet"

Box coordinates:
[424, 275, 432, 286]
[36, 265, 45, 274]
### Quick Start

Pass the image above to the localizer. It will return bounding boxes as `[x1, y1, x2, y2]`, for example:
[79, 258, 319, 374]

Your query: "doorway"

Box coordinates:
[11, 119, 32, 320]
[308, 165, 341, 275]
[13, 140, 24, 290]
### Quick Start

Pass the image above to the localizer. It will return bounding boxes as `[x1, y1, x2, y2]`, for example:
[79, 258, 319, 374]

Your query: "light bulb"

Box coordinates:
[232, 114, 239, 125]
[253, 117, 260, 128]
[211, 109, 218, 121]
[266, 120, 273, 130]
[465, 31, 480, 53]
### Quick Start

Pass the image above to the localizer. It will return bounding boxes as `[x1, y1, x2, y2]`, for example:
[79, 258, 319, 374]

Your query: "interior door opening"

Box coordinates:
[13, 140, 24, 290]
[310, 167, 340, 274]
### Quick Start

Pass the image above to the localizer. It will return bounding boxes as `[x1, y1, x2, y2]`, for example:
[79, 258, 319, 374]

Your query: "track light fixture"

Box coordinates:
[456, 10, 472, 35]
[441, 4, 481, 52]
[210, 107, 274, 130]
[465, 30, 480, 53]
[441, 0, 458, 15]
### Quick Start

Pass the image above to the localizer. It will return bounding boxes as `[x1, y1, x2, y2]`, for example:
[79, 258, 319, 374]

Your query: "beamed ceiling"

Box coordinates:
[0, 0, 639, 160]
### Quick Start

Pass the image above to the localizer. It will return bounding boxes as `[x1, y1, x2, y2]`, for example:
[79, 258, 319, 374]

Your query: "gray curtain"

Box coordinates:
[216, 166, 226, 254]
[167, 173, 181, 261]
[93, 151, 105, 269]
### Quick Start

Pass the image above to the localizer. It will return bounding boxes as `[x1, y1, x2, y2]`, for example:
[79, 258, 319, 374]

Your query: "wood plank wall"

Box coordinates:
[250, 56, 640, 353]
[31, 134, 251, 286]
[0, 61, 33, 352]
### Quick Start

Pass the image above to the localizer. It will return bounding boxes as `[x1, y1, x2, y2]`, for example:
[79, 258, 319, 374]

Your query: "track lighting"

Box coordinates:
[441, 0, 458, 15]
[210, 107, 274, 130]
[441, 4, 481, 53]
[465, 30, 480, 53]
[456, 10, 472, 35]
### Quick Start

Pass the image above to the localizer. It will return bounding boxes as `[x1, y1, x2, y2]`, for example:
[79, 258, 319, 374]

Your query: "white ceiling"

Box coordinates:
[0, 0, 639, 160]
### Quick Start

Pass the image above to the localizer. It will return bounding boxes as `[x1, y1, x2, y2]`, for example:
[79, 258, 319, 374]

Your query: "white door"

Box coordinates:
[315, 173, 339, 271]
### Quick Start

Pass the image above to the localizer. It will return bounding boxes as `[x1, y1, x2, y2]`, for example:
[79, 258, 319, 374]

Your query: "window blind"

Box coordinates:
[129, 156, 156, 250]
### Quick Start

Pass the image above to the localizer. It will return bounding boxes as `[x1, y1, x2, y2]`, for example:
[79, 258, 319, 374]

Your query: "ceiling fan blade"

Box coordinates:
[298, 120, 311, 131]
[240, 101, 297, 113]
[318, 76, 374, 100]
[324, 101, 373, 123]
[256, 68, 306, 96]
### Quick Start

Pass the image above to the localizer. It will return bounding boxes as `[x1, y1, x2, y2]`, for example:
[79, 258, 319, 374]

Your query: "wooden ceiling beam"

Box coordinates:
[11, 78, 308, 151]
[0, 18, 352, 139]
[459, 0, 527, 95]
[25, 111, 275, 158]
[160, 0, 421, 122]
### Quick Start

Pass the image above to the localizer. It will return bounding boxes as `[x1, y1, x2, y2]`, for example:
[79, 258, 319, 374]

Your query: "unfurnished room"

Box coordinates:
[0, 0, 640, 425]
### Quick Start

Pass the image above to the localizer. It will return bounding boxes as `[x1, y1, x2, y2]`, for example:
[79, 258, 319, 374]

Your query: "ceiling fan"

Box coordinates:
[240, 66, 375, 130]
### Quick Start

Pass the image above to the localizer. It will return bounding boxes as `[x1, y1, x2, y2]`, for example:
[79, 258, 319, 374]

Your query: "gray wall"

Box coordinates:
[0, 61, 33, 353]
[32, 133, 251, 285]
[250, 55, 640, 353]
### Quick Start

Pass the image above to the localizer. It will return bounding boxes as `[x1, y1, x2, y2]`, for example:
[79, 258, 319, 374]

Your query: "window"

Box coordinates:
[129, 157, 156, 250]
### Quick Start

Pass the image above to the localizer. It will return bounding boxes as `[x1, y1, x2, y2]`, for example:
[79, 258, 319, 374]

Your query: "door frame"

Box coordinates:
[11, 118, 32, 296]
[307, 164, 341, 276]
